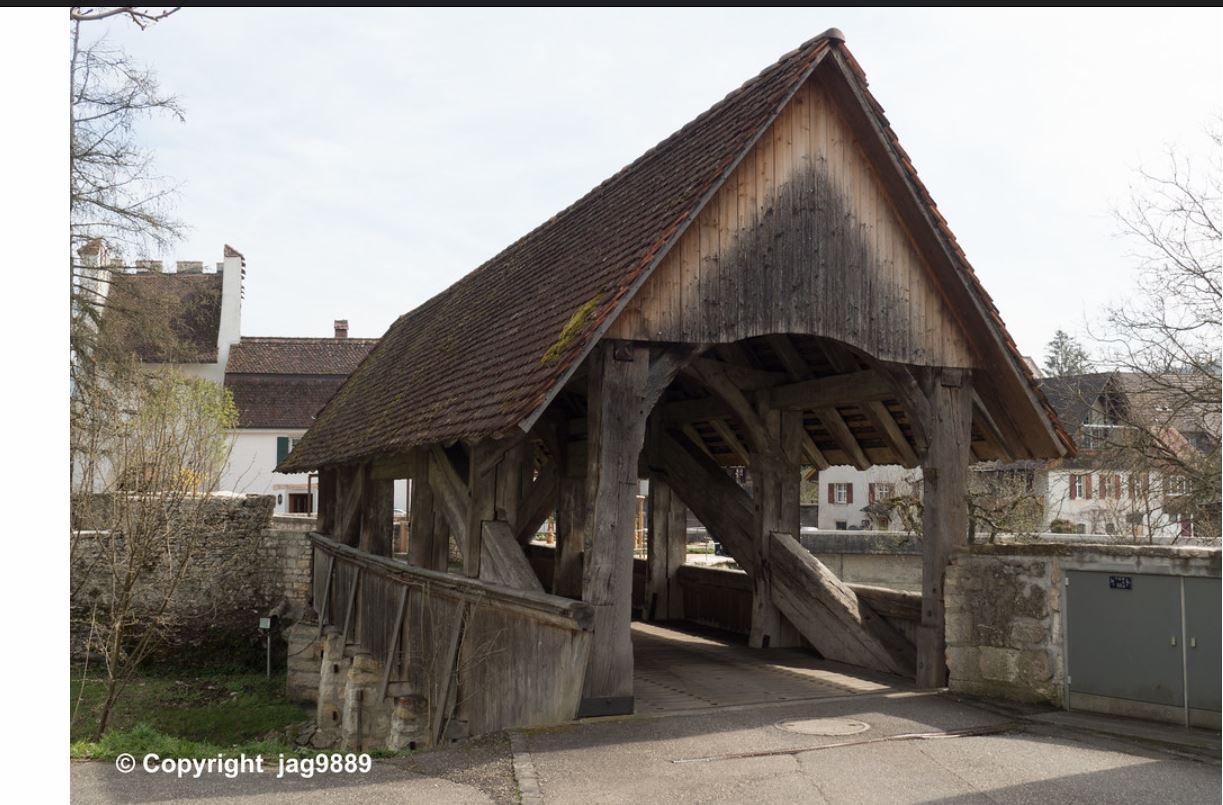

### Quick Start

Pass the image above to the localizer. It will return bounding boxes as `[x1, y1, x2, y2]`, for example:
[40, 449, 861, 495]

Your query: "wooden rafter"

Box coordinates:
[813, 407, 871, 470]
[971, 390, 1013, 462]
[682, 360, 770, 452]
[709, 419, 752, 466]
[860, 401, 919, 467]
[763, 335, 832, 470]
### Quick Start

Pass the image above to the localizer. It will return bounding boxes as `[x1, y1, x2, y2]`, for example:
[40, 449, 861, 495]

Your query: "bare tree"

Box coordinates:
[65, 8, 245, 739]
[72, 369, 237, 739]
[866, 468, 1043, 543]
[70, 6, 183, 401]
[1093, 128, 1222, 539]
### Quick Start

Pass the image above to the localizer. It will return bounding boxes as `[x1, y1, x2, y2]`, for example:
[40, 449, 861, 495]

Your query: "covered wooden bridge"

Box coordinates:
[279, 29, 1071, 745]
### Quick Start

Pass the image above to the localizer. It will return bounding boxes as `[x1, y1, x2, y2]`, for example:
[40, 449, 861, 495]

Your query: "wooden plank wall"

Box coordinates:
[311, 536, 594, 743]
[607, 77, 973, 370]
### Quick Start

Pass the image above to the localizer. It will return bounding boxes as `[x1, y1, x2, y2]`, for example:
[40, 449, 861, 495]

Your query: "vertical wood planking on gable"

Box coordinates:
[698, 168, 720, 339]
[735, 147, 757, 342]
[771, 93, 792, 335]
[719, 138, 740, 339]
[604, 76, 974, 371]
[679, 214, 699, 340]
[791, 86, 814, 334]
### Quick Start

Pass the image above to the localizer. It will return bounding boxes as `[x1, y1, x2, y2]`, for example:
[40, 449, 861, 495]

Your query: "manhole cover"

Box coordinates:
[774, 717, 870, 736]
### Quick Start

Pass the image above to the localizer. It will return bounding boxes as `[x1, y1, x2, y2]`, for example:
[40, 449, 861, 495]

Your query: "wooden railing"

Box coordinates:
[525, 541, 919, 645]
[310, 533, 594, 742]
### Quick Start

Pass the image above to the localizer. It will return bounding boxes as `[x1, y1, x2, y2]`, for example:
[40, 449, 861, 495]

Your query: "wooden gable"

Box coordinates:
[608, 73, 973, 370]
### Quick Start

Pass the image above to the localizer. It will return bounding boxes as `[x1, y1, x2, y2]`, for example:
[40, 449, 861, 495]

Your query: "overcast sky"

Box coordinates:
[100, 8, 1221, 362]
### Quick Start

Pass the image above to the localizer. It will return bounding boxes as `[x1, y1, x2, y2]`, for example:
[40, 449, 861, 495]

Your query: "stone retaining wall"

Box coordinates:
[71, 497, 316, 664]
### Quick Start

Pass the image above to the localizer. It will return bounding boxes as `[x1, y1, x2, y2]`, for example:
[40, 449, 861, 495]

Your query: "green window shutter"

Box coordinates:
[276, 436, 289, 466]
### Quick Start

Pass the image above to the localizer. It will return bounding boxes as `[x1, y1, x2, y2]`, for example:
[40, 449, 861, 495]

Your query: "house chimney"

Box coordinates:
[334, 320, 349, 339]
[216, 245, 245, 380]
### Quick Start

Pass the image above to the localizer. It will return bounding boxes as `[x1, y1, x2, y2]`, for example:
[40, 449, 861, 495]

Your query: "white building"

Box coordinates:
[815, 464, 916, 531]
[814, 372, 1201, 540]
[88, 243, 404, 514]
[221, 323, 401, 515]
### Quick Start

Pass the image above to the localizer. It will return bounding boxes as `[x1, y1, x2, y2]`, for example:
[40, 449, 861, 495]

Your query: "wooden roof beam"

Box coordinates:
[660, 395, 732, 425]
[767, 369, 893, 412]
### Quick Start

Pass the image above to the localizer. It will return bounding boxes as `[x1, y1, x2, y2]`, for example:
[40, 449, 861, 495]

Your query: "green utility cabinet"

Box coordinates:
[1065, 570, 1220, 728]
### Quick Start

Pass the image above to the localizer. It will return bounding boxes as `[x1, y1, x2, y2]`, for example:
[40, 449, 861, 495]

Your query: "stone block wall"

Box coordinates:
[71, 496, 317, 664]
[945, 551, 1062, 703]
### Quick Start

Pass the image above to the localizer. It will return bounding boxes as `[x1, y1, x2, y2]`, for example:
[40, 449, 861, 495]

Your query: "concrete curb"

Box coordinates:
[509, 731, 544, 804]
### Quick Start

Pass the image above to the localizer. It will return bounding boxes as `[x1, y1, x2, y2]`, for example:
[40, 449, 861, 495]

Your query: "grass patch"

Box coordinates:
[71, 723, 300, 761]
[71, 667, 309, 759]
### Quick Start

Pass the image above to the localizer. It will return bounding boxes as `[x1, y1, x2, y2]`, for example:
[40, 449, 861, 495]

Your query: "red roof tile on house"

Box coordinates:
[225, 375, 352, 429]
[226, 337, 379, 375]
[224, 336, 379, 429]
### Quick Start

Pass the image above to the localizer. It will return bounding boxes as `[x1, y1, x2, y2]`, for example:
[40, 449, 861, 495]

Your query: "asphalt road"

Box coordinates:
[72, 692, 1221, 804]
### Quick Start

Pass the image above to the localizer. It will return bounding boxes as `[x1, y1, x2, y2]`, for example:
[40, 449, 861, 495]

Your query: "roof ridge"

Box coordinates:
[238, 335, 380, 342]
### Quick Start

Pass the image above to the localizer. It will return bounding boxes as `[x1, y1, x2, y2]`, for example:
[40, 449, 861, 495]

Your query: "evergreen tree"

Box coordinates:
[1043, 330, 1093, 377]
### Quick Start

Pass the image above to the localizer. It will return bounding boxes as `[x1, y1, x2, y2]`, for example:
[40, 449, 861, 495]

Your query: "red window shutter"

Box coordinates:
[846, 484, 854, 505]
[869, 483, 876, 504]
[1069, 474, 1077, 500]
[828, 484, 835, 504]
[1084, 475, 1093, 499]
[1114, 476, 1122, 499]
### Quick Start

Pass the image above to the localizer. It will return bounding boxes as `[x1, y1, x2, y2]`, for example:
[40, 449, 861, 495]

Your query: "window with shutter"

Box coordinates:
[868, 483, 876, 504]
[1084, 474, 1093, 499]
[846, 484, 853, 505]
[1069, 474, 1078, 499]
[828, 484, 835, 504]
[276, 436, 289, 466]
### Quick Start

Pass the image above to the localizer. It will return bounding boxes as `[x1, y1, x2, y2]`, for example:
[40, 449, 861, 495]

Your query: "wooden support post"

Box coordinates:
[495, 440, 528, 529]
[917, 368, 973, 688]
[335, 464, 364, 547]
[579, 341, 651, 717]
[316, 467, 337, 535]
[433, 511, 452, 571]
[553, 432, 587, 598]
[407, 451, 446, 571]
[360, 463, 394, 556]
[646, 474, 687, 622]
[748, 404, 801, 649]
[466, 443, 495, 578]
